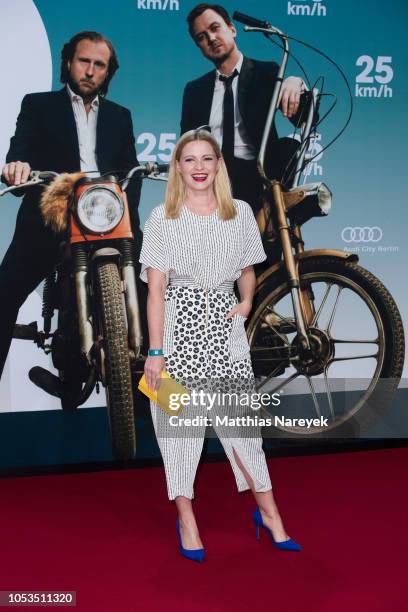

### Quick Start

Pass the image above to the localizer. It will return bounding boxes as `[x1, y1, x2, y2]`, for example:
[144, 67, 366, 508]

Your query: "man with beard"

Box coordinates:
[181, 4, 311, 218]
[0, 31, 143, 384]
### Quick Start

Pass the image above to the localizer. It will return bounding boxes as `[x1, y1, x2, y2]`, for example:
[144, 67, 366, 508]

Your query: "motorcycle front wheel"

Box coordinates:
[248, 256, 405, 437]
[96, 260, 136, 460]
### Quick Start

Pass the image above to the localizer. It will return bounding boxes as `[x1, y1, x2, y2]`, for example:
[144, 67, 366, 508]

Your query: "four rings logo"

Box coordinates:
[341, 227, 383, 243]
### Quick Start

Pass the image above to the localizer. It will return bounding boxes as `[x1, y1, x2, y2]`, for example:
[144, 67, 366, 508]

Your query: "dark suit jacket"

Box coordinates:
[180, 57, 310, 182]
[6, 88, 142, 246]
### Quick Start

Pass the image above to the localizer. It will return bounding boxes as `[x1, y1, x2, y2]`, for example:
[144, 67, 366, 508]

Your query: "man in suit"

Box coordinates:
[0, 31, 143, 380]
[181, 3, 309, 217]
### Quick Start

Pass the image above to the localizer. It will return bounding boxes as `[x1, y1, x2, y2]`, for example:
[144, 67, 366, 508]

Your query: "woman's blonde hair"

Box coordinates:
[164, 129, 236, 220]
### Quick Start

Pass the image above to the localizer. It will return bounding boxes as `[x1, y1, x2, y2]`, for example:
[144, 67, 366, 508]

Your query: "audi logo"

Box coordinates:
[341, 226, 383, 243]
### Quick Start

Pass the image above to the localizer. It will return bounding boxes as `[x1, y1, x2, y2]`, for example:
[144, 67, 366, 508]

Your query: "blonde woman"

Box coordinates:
[139, 128, 301, 562]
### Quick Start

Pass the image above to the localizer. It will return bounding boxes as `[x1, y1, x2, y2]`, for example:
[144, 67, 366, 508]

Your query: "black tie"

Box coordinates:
[219, 69, 238, 162]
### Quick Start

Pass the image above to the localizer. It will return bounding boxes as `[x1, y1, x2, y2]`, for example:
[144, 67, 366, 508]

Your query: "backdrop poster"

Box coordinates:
[0, 1, 406, 429]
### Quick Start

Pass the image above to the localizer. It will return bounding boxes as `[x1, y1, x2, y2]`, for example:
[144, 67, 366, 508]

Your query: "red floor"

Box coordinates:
[1, 447, 407, 611]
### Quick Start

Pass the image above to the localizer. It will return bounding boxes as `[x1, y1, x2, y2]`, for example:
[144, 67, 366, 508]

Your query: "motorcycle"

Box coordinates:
[0, 163, 167, 460]
[232, 12, 405, 437]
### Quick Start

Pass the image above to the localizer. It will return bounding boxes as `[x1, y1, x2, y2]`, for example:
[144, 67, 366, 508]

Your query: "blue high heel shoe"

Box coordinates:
[253, 507, 302, 552]
[176, 519, 205, 563]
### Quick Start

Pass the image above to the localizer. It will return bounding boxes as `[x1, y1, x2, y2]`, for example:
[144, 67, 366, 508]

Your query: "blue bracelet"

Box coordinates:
[148, 348, 164, 356]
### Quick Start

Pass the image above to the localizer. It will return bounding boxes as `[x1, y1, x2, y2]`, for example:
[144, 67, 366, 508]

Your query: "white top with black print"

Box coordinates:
[139, 199, 267, 290]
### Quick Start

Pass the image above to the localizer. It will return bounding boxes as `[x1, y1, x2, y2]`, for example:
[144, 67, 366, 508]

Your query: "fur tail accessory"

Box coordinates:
[40, 172, 84, 233]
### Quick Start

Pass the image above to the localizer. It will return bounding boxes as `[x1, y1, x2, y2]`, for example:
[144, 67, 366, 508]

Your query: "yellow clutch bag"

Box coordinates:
[138, 370, 189, 416]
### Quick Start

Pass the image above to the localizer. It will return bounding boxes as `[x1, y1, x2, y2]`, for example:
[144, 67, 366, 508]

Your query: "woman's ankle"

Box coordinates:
[178, 513, 198, 529]
[260, 506, 281, 522]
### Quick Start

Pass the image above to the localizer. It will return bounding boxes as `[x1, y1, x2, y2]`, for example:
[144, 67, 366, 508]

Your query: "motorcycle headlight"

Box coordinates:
[76, 186, 124, 234]
[284, 182, 332, 225]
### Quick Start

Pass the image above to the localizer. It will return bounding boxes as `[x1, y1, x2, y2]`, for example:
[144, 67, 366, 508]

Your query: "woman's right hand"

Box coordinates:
[144, 355, 166, 392]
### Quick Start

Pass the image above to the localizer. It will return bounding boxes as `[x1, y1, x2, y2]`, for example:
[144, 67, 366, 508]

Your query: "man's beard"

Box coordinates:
[210, 47, 233, 69]
[67, 76, 103, 101]
[213, 52, 230, 67]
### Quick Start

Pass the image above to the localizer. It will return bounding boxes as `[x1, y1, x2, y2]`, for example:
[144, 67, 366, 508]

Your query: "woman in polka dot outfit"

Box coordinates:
[139, 128, 301, 562]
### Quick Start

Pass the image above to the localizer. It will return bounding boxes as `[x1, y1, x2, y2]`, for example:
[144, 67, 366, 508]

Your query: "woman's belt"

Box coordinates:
[168, 277, 235, 294]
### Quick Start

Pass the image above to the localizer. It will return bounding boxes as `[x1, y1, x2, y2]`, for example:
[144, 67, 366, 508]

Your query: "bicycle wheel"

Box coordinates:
[248, 256, 405, 436]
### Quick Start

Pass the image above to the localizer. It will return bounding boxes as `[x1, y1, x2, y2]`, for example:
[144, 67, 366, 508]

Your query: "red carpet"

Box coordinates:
[1, 447, 406, 611]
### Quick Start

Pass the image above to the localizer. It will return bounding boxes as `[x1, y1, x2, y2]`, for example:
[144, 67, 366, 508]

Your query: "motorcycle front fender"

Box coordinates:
[91, 247, 122, 262]
[256, 249, 359, 293]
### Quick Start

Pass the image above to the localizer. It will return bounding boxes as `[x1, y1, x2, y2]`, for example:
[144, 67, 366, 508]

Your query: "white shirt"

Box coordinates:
[66, 84, 100, 175]
[208, 53, 256, 161]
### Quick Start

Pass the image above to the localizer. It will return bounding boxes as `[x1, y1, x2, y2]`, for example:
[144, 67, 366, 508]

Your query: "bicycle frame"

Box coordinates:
[245, 22, 325, 353]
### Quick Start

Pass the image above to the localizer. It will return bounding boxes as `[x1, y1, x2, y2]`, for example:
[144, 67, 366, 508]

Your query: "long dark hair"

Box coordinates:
[60, 31, 119, 96]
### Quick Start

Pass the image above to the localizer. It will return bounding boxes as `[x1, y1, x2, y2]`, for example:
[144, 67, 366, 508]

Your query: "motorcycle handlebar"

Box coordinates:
[0, 170, 58, 197]
[232, 11, 271, 29]
[0, 164, 169, 196]
[152, 163, 170, 174]
[122, 162, 169, 190]
[124, 162, 169, 180]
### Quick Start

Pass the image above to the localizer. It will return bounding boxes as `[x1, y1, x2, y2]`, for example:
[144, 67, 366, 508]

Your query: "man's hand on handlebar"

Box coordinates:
[279, 76, 306, 118]
[1, 161, 31, 186]
[0, 163, 168, 197]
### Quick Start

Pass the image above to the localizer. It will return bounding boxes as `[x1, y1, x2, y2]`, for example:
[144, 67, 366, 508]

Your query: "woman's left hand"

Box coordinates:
[225, 298, 252, 320]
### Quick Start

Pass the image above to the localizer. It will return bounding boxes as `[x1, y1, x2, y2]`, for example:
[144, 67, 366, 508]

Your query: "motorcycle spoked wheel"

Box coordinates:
[95, 260, 136, 460]
[248, 256, 405, 437]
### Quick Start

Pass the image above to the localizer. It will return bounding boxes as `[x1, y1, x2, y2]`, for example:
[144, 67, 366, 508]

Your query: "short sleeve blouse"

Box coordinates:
[139, 199, 266, 289]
